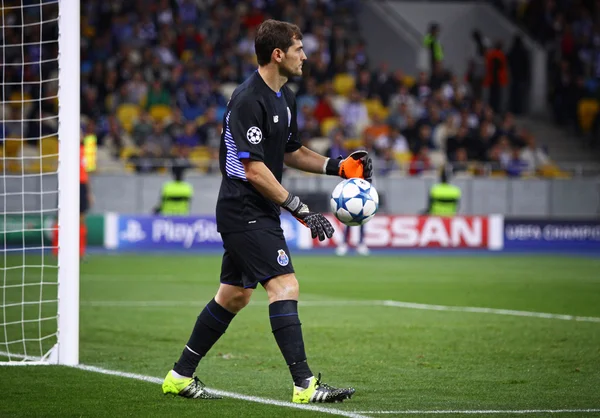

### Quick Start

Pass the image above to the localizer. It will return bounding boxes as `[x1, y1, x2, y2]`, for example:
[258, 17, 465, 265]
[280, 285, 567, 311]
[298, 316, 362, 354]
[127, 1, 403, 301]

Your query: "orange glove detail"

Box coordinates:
[339, 154, 364, 179]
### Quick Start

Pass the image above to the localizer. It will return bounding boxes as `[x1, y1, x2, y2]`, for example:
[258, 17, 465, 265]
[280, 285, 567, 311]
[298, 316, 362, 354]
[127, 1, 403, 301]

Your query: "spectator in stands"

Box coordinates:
[423, 22, 444, 74]
[452, 147, 472, 174]
[145, 120, 173, 159]
[341, 89, 370, 138]
[446, 124, 473, 161]
[507, 34, 531, 115]
[388, 85, 417, 119]
[468, 29, 490, 100]
[198, 107, 222, 151]
[484, 40, 509, 113]
[132, 111, 154, 147]
[355, 68, 375, 99]
[126, 71, 149, 106]
[376, 124, 409, 155]
[166, 109, 185, 142]
[146, 80, 172, 110]
[102, 116, 129, 160]
[409, 146, 432, 176]
[313, 90, 337, 124]
[504, 145, 529, 177]
[387, 101, 411, 131]
[411, 71, 432, 103]
[326, 129, 349, 160]
[175, 121, 201, 151]
[519, 130, 551, 173]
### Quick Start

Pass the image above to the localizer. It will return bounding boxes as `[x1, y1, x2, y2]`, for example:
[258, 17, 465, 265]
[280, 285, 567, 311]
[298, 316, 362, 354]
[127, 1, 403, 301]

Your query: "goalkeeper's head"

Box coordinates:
[255, 19, 306, 79]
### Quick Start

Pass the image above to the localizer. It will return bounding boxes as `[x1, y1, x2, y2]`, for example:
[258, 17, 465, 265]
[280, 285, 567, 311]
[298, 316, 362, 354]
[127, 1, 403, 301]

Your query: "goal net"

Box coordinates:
[0, 0, 79, 365]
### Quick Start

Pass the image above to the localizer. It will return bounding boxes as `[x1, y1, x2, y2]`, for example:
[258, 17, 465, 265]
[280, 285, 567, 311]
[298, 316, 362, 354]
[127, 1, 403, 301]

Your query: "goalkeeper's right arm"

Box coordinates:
[241, 160, 334, 241]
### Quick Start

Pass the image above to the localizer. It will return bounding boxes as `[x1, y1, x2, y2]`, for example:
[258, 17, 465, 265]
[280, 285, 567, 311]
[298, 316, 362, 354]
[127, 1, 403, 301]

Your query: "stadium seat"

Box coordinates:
[363, 98, 389, 119]
[320, 117, 339, 137]
[116, 104, 141, 133]
[195, 115, 206, 126]
[1, 138, 23, 172]
[333, 73, 355, 96]
[577, 99, 599, 134]
[39, 137, 59, 172]
[394, 151, 412, 168]
[344, 138, 363, 150]
[181, 50, 194, 63]
[149, 104, 172, 123]
[403, 75, 416, 89]
[189, 146, 211, 172]
[9, 91, 32, 108]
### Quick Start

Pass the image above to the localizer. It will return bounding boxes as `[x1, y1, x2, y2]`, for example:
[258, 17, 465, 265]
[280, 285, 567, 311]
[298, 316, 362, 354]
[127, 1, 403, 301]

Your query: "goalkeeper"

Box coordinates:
[162, 19, 372, 403]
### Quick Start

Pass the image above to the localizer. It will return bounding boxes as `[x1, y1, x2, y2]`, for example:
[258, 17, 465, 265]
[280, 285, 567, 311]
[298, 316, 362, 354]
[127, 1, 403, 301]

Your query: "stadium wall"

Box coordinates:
[2, 174, 599, 218]
[85, 175, 599, 218]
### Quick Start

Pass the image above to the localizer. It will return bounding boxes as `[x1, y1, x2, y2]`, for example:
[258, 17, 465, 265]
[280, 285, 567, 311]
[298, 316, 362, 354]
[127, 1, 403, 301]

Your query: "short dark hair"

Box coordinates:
[255, 19, 303, 66]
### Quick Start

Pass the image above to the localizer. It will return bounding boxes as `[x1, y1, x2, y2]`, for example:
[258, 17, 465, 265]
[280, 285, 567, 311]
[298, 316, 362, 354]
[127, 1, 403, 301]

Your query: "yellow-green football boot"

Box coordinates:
[292, 373, 355, 403]
[162, 370, 221, 399]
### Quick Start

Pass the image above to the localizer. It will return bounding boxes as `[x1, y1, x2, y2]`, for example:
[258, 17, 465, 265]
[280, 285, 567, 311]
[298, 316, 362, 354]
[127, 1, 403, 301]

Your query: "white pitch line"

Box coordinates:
[381, 300, 600, 323]
[356, 409, 600, 415]
[80, 299, 600, 323]
[73, 364, 368, 418]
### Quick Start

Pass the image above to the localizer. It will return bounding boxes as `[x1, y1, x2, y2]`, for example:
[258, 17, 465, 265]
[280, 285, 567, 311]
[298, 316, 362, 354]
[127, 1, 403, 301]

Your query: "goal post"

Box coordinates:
[57, 0, 80, 366]
[0, 0, 80, 366]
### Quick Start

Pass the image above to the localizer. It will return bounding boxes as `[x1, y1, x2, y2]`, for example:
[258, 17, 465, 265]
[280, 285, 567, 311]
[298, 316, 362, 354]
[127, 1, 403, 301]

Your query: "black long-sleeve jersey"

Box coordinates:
[216, 71, 302, 233]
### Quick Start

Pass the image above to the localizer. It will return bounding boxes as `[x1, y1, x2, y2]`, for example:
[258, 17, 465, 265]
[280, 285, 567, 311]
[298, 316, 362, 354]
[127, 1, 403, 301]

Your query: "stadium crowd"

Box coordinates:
[508, 0, 600, 146]
[0, 0, 561, 178]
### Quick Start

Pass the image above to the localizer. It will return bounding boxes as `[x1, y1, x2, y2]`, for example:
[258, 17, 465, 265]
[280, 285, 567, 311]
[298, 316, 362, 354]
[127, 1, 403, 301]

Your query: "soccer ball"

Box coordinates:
[330, 178, 379, 226]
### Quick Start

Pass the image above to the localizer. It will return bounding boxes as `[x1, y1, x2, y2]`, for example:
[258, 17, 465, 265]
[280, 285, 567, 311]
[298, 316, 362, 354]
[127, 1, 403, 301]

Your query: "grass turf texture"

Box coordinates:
[1, 254, 600, 417]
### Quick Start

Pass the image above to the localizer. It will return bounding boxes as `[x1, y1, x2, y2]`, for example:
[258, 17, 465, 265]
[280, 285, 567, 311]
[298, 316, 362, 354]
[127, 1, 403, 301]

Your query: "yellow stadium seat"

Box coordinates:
[394, 151, 412, 167]
[363, 98, 389, 119]
[120, 145, 139, 161]
[181, 50, 194, 63]
[189, 146, 211, 172]
[149, 104, 172, 122]
[320, 117, 339, 137]
[9, 91, 32, 108]
[345, 138, 363, 150]
[332, 73, 355, 96]
[40, 137, 59, 172]
[2, 138, 22, 157]
[116, 104, 141, 133]
[1, 138, 23, 173]
[195, 115, 207, 126]
[577, 99, 599, 134]
[403, 75, 416, 89]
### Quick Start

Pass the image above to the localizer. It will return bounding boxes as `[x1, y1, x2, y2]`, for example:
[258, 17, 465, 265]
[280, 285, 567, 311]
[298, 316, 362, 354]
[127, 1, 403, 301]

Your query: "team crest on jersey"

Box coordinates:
[247, 126, 262, 144]
[277, 249, 289, 266]
[286, 107, 291, 127]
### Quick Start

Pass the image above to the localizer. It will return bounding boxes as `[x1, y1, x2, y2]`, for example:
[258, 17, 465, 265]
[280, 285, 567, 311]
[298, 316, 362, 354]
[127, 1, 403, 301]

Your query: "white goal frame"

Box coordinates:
[0, 0, 80, 366]
[56, 0, 80, 366]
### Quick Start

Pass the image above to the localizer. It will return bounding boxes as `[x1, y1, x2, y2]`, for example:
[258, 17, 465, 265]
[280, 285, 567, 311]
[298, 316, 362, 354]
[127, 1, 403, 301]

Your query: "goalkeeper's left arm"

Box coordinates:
[284, 146, 373, 182]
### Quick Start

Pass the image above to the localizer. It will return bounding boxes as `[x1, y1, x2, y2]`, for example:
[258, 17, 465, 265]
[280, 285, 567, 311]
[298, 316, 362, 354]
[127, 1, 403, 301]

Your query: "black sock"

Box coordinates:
[269, 300, 313, 386]
[173, 298, 236, 377]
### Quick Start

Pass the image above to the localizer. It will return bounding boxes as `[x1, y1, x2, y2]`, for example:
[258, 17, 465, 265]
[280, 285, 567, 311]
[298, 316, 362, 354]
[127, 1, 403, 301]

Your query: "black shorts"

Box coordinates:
[80, 183, 89, 214]
[220, 227, 295, 289]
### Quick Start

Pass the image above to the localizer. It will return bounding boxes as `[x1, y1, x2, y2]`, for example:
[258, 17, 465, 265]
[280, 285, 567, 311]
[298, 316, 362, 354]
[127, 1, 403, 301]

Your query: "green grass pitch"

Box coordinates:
[1, 253, 600, 417]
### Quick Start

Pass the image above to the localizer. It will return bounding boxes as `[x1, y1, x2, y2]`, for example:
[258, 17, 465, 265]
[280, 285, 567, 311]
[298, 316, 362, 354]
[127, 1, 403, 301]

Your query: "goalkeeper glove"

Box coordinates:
[282, 193, 334, 241]
[325, 150, 373, 182]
